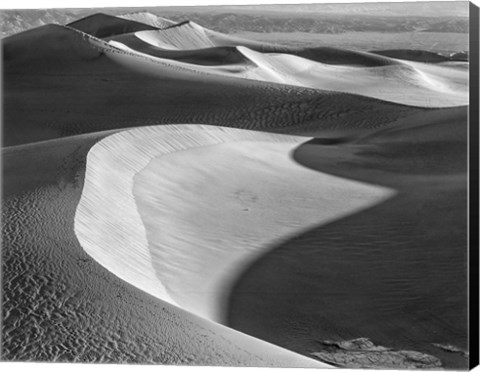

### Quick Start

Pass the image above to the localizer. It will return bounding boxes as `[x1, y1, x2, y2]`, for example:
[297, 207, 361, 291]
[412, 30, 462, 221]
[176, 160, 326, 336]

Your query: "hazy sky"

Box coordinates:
[0, 0, 471, 17]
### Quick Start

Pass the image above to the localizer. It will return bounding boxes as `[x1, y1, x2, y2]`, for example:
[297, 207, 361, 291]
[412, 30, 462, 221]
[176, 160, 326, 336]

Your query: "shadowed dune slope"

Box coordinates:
[232, 47, 467, 107]
[3, 23, 433, 147]
[2, 24, 105, 70]
[107, 33, 252, 66]
[135, 22, 398, 67]
[102, 29, 468, 107]
[227, 105, 468, 369]
[2, 11, 469, 368]
[371, 49, 453, 63]
[74, 125, 393, 324]
[169, 21, 399, 67]
[1, 132, 329, 368]
[67, 13, 158, 38]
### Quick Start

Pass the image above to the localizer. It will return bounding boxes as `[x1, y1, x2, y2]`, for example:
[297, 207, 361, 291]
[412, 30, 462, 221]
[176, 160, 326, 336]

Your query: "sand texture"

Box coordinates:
[1, 11, 469, 369]
[5, 20, 464, 147]
[2, 134, 329, 367]
[75, 125, 394, 322]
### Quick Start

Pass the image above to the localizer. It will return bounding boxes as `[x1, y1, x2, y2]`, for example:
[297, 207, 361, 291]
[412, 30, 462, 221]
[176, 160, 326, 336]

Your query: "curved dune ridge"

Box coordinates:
[105, 26, 468, 107]
[2, 10, 469, 368]
[135, 21, 216, 50]
[119, 12, 176, 29]
[1, 134, 330, 367]
[5, 21, 443, 147]
[74, 124, 395, 324]
[66, 13, 158, 38]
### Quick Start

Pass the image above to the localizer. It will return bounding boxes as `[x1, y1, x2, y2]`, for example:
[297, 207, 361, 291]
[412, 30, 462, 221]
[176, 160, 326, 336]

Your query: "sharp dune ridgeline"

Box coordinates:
[1, 10, 469, 369]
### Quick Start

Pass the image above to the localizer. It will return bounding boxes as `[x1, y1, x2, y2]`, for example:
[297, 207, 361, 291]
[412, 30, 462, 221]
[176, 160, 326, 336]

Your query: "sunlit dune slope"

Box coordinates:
[101, 23, 468, 107]
[133, 21, 398, 67]
[3, 23, 432, 147]
[1, 133, 329, 368]
[232, 46, 467, 106]
[136, 21, 217, 49]
[119, 12, 176, 29]
[74, 125, 394, 323]
[67, 12, 158, 38]
[2, 11, 469, 369]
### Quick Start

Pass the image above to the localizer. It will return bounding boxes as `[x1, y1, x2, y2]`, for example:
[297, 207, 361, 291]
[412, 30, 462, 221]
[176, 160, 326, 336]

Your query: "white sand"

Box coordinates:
[135, 22, 216, 50]
[75, 124, 395, 325]
[104, 37, 467, 107]
[134, 22, 269, 51]
[236, 47, 468, 107]
[119, 12, 176, 29]
[5, 14, 468, 367]
[121, 22, 468, 107]
[2, 134, 330, 367]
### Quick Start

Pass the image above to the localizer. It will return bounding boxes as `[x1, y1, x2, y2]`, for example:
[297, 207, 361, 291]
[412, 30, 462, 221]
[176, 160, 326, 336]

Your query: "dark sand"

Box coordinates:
[227, 106, 468, 369]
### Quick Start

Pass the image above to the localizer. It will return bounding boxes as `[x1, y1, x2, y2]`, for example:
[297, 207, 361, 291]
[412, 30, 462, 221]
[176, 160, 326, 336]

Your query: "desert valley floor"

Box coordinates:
[1, 11, 470, 369]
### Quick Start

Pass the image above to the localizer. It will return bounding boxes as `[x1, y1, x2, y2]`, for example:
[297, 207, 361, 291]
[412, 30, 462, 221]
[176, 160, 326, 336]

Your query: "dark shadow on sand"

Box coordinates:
[226, 106, 468, 369]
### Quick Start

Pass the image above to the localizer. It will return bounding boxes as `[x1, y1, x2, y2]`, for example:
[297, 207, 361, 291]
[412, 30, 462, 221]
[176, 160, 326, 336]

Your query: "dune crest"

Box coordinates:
[135, 21, 216, 50]
[67, 12, 158, 38]
[3, 9, 470, 368]
[119, 12, 176, 29]
[104, 26, 468, 107]
[2, 132, 330, 368]
[104, 37, 467, 107]
[75, 125, 395, 324]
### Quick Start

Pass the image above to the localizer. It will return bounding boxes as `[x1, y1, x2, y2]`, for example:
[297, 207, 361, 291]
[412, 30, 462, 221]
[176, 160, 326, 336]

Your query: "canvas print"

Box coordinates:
[1, 0, 477, 369]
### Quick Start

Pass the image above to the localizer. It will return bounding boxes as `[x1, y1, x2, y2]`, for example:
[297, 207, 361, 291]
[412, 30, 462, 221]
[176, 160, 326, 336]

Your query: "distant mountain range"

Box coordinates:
[1, 8, 469, 38]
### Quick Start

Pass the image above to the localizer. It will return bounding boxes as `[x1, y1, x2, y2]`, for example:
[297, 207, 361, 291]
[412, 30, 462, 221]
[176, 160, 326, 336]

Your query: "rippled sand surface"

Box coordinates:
[2, 11, 469, 369]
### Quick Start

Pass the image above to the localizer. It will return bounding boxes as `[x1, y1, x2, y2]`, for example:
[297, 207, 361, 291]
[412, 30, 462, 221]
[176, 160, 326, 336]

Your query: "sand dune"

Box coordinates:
[153, 21, 400, 67]
[2, 24, 105, 69]
[228, 105, 467, 369]
[2, 132, 329, 367]
[108, 33, 251, 65]
[4, 22, 435, 147]
[74, 125, 394, 323]
[136, 20, 275, 52]
[136, 21, 217, 49]
[119, 12, 176, 29]
[371, 49, 455, 63]
[233, 46, 468, 107]
[104, 28, 468, 107]
[2, 11, 469, 368]
[132, 22, 400, 67]
[67, 13, 158, 38]
[99, 37, 468, 107]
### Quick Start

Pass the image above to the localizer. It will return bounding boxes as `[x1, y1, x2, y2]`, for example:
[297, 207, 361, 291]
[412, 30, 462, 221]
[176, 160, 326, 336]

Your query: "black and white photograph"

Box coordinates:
[1, 0, 478, 370]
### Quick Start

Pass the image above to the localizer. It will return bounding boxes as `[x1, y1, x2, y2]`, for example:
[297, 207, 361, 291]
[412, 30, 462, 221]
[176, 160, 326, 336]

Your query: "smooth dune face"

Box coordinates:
[66, 13, 158, 38]
[3, 9, 469, 368]
[6, 22, 438, 147]
[2, 134, 330, 368]
[134, 22, 272, 51]
[75, 124, 395, 324]
[105, 34, 468, 107]
[235, 47, 468, 107]
[135, 23, 216, 50]
[119, 12, 176, 29]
